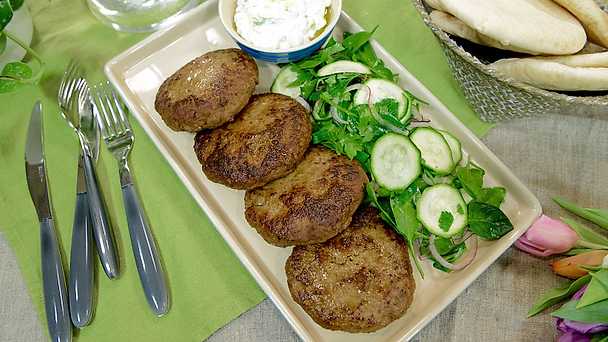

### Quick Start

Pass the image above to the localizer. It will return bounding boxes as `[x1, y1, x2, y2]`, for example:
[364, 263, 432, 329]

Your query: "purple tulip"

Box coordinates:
[515, 215, 579, 257]
[555, 285, 608, 342]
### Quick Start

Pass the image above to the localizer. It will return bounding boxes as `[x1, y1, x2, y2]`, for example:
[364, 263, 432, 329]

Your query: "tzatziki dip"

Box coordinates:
[234, 0, 331, 50]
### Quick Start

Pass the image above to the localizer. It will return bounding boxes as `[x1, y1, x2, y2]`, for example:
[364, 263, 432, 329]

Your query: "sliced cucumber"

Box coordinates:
[410, 127, 454, 175]
[317, 60, 371, 76]
[371, 133, 421, 190]
[353, 79, 408, 121]
[417, 184, 467, 238]
[271, 65, 300, 98]
[438, 130, 462, 165]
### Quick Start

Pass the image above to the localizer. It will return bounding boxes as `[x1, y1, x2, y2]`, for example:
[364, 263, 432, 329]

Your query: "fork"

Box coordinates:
[58, 62, 119, 282]
[91, 81, 169, 316]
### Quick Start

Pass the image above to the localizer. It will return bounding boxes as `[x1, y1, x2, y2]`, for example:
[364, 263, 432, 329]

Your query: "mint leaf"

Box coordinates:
[439, 211, 454, 232]
[468, 201, 513, 240]
[455, 163, 485, 198]
[1, 61, 32, 80]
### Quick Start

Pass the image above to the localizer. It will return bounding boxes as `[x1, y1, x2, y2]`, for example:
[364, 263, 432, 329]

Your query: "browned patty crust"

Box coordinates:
[285, 207, 415, 333]
[155, 48, 258, 132]
[194, 93, 311, 190]
[244, 146, 368, 247]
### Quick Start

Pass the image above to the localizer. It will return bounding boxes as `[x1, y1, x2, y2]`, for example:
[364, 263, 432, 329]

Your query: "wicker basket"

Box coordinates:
[412, 0, 608, 122]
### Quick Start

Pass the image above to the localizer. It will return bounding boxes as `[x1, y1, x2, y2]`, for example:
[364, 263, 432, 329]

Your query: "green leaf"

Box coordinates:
[9, 0, 23, 11]
[457, 203, 464, 215]
[564, 248, 594, 256]
[527, 275, 591, 317]
[562, 217, 608, 247]
[552, 297, 608, 323]
[478, 187, 506, 207]
[0, 0, 13, 31]
[554, 197, 608, 230]
[1, 61, 32, 80]
[468, 201, 513, 240]
[0, 78, 19, 93]
[455, 163, 485, 198]
[438, 211, 454, 232]
[578, 269, 608, 309]
[0, 32, 6, 55]
[390, 193, 425, 277]
[366, 182, 395, 226]
[591, 333, 608, 342]
[342, 26, 377, 52]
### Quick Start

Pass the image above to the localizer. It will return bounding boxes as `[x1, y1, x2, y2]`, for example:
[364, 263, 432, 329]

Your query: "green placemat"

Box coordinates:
[0, 1, 490, 341]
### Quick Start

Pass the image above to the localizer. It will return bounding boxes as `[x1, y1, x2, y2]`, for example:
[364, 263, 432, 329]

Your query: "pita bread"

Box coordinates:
[491, 58, 608, 91]
[532, 52, 608, 68]
[581, 42, 607, 54]
[424, 0, 445, 11]
[429, 11, 537, 54]
[438, 0, 587, 55]
[552, 0, 608, 48]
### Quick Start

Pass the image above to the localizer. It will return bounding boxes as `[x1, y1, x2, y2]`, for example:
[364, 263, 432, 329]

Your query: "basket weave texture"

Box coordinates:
[412, 0, 608, 122]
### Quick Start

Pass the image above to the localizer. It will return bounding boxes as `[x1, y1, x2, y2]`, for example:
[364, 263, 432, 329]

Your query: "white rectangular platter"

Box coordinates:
[105, 1, 542, 341]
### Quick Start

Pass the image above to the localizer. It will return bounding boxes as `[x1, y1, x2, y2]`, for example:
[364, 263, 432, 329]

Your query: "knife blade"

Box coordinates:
[25, 101, 72, 342]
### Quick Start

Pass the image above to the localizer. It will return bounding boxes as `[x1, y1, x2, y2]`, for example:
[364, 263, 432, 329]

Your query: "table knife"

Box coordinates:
[25, 101, 72, 342]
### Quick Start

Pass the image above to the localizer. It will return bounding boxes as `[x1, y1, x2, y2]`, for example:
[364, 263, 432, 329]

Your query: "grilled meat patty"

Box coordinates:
[194, 93, 311, 190]
[285, 207, 416, 333]
[155, 48, 258, 132]
[244, 146, 368, 246]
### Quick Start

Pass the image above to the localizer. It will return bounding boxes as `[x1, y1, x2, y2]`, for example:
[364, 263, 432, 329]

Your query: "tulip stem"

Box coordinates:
[576, 239, 608, 250]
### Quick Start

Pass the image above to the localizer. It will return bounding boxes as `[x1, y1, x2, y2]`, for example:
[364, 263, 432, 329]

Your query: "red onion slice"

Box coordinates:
[429, 234, 478, 271]
[330, 105, 349, 125]
[345, 83, 363, 92]
[295, 96, 311, 112]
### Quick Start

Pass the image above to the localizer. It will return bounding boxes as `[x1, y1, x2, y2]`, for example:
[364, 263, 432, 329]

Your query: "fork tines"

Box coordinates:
[91, 82, 132, 142]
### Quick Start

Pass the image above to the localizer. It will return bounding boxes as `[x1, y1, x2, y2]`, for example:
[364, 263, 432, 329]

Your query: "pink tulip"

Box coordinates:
[515, 215, 579, 257]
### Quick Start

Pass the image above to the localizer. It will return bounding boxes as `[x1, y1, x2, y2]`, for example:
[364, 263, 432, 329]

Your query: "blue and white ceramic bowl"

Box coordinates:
[218, 0, 342, 63]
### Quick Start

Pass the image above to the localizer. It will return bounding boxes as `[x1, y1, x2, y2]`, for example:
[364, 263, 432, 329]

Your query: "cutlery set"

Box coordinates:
[25, 62, 169, 342]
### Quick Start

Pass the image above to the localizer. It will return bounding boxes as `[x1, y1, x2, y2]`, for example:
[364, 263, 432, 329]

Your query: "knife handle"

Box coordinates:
[120, 165, 169, 316]
[83, 152, 119, 279]
[40, 218, 72, 342]
[68, 188, 94, 327]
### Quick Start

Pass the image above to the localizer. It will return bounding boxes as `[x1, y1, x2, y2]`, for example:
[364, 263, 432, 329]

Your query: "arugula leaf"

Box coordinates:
[562, 217, 608, 248]
[477, 187, 506, 207]
[390, 193, 424, 277]
[438, 211, 454, 232]
[455, 163, 484, 198]
[578, 269, 608, 309]
[0, 0, 13, 31]
[467, 201, 513, 240]
[366, 182, 395, 226]
[342, 26, 377, 52]
[552, 298, 608, 323]
[455, 163, 506, 207]
[528, 275, 591, 317]
[554, 197, 608, 230]
[1, 61, 32, 80]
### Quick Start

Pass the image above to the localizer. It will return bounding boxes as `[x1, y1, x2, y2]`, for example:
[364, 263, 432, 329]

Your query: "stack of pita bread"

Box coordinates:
[426, 0, 608, 91]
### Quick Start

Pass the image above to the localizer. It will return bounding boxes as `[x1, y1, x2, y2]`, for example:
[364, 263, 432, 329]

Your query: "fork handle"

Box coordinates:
[68, 156, 94, 328]
[83, 152, 119, 279]
[120, 165, 169, 316]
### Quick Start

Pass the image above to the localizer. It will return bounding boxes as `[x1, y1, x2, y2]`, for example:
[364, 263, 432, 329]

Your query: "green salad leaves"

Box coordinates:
[281, 28, 513, 277]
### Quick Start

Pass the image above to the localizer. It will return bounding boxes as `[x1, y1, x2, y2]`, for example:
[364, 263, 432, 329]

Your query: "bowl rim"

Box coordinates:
[218, 0, 342, 54]
[412, 0, 608, 107]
